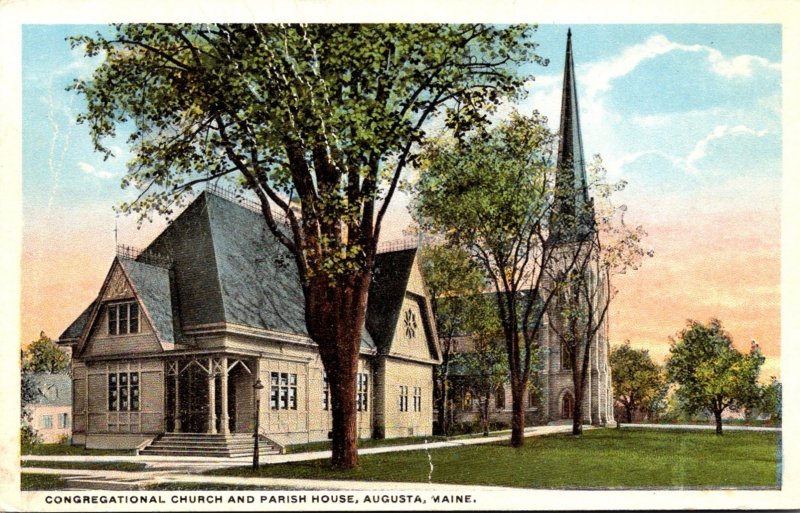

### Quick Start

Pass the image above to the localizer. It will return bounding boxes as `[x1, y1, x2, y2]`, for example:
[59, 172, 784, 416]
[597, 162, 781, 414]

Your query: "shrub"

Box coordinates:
[21, 424, 41, 451]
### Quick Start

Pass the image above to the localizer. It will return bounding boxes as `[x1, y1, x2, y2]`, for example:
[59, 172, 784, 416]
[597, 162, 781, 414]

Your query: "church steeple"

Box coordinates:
[553, 29, 593, 242]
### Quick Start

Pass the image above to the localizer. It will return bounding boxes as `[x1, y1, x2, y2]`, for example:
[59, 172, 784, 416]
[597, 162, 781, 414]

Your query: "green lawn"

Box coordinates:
[21, 444, 135, 456]
[21, 461, 147, 472]
[209, 429, 781, 489]
[21, 473, 67, 491]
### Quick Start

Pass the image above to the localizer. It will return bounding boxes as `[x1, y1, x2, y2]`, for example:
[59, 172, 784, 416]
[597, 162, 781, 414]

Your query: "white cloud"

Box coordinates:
[78, 161, 114, 179]
[613, 124, 769, 175]
[684, 124, 768, 173]
[582, 34, 780, 102]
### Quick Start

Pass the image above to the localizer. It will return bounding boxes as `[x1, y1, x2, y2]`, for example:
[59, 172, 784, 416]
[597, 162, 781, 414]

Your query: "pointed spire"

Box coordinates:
[553, 29, 592, 242]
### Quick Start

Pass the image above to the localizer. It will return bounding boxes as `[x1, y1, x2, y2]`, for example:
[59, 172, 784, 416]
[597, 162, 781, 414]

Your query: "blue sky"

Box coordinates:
[20, 24, 782, 377]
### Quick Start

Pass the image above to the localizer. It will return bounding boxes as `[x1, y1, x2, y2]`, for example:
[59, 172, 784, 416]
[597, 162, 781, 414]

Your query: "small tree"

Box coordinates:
[449, 295, 507, 436]
[610, 342, 665, 424]
[747, 377, 781, 424]
[21, 371, 42, 449]
[22, 332, 69, 374]
[666, 319, 764, 435]
[419, 244, 487, 436]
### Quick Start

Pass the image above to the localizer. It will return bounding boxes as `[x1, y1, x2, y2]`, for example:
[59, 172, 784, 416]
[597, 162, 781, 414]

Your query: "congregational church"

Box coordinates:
[57, 30, 613, 456]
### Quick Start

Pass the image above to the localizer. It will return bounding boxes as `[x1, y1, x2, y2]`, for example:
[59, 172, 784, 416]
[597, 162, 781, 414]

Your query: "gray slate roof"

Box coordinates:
[119, 258, 175, 344]
[60, 301, 95, 340]
[367, 248, 417, 353]
[61, 191, 387, 351]
[27, 373, 72, 406]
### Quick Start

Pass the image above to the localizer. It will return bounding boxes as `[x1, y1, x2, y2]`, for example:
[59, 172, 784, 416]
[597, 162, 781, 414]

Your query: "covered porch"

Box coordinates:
[164, 354, 259, 435]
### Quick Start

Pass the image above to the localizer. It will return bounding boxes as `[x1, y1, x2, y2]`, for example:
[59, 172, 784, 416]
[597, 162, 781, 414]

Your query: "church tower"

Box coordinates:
[539, 30, 614, 426]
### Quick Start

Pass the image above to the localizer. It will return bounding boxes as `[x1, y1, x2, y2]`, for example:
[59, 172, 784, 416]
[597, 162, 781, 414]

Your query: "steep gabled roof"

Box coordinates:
[366, 248, 418, 353]
[119, 258, 175, 344]
[69, 257, 173, 356]
[139, 191, 376, 350]
[59, 301, 95, 341]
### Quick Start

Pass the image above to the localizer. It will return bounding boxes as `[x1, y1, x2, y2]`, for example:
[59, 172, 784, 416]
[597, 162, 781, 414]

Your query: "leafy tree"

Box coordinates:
[747, 377, 781, 423]
[666, 319, 764, 434]
[70, 23, 545, 468]
[444, 289, 507, 436]
[22, 332, 69, 374]
[610, 342, 665, 423]
[419, 244, 487, 436]
[21, 369, 42, 449]
[412, 112, 559, 446]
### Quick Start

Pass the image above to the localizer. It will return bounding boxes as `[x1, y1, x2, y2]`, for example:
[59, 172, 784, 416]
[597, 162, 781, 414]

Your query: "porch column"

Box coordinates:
[174, 368, 182, 433]
[207, 357, 217, 434]
[220, 357, 230, 435]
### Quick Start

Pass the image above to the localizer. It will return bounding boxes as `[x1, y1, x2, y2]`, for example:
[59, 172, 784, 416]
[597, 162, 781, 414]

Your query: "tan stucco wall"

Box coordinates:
[378, 358, 433, 438]
[77, 359, 164, 445]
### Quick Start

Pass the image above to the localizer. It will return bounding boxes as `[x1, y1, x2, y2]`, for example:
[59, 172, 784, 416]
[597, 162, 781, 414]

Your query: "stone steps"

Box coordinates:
[140, 432, 280, 458]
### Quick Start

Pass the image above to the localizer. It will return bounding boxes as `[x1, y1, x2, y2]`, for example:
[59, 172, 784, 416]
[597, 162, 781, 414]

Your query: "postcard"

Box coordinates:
[2, 1, 798, 510]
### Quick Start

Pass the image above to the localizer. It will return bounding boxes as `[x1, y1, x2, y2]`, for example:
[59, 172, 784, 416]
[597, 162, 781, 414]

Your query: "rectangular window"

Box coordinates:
[356, 373, 368, 412]
[322, 372, 329, 411]
[270, 372, 279, 410]
[399, 385, 409, 412]
[59, 412, 69, 429]
[130, 372, 140, 411]
[108, 372, 139, 412]
[271, 371, 298, 410]
[107, 302, 140, 336]
[413, 387, 422, 412]
[41, 415, 53, 429]
[108, 373, 118, 411]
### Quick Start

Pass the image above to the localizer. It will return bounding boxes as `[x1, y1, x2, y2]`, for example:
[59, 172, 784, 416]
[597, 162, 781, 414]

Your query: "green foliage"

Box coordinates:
[666, 319, 765, 429]
[420, 244, 487, 339]
[21, 425, 42, 449]
[70, 24, 546, 283]
[747, 377, 781, 423]
[21, 332, 69, 374]
[413, 111, 554, 260]
[412, 112, 554, 422]
[610, 342, 666, 422]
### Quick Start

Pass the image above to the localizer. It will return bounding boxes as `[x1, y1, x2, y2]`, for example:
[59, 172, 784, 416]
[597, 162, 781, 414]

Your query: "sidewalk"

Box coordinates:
[619, 423, 781, 433]
[23, 425, 576, 490]
[22, 424, 578, 470]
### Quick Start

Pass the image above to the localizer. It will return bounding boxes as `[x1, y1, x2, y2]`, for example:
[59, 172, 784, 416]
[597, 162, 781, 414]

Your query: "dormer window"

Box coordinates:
[108, 302, 139, 335]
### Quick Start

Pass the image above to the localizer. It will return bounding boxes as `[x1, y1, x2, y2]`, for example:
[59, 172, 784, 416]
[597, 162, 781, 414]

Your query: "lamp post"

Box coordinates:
[252, 378, 264, 470]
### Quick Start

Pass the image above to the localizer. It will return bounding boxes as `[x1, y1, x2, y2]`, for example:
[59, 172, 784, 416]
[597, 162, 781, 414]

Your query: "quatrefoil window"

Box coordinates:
[403, 309, 418, 339]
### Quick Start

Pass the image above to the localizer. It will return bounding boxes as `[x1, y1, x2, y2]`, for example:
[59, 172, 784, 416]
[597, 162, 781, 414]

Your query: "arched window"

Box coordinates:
[561, 391, 574, 419]
[495, 385, 505, 410]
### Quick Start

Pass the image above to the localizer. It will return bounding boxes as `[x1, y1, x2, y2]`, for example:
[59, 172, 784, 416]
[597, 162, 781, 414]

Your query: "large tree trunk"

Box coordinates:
[626, 404, 634, 424]
[307, 272, 371, 469]
[713, 409, 723, 435]
[510, 382, 526, 446]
